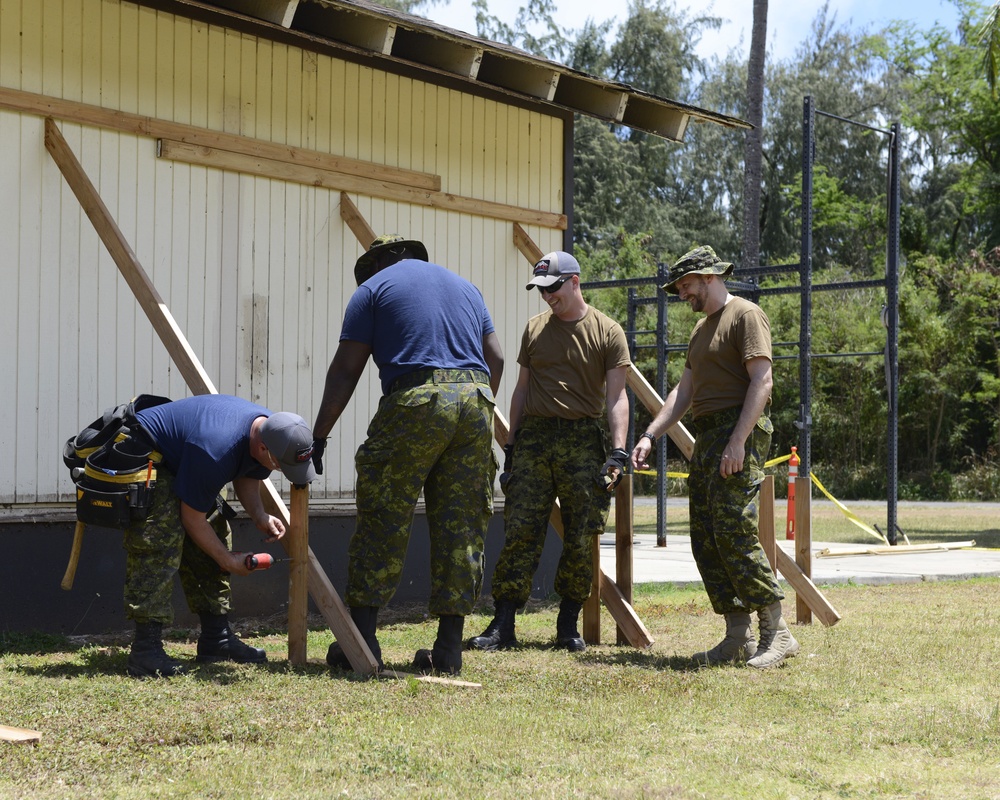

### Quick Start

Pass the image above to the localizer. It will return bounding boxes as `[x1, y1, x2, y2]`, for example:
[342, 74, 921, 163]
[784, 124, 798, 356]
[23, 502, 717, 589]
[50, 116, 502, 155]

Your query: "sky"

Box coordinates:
[419, 0, 965, 64]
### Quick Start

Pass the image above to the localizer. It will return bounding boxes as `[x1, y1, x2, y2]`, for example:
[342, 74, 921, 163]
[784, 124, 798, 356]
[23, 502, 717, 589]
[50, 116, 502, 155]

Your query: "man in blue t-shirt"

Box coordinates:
[124, 394, 315, 678]
[312, 234, 504, 676]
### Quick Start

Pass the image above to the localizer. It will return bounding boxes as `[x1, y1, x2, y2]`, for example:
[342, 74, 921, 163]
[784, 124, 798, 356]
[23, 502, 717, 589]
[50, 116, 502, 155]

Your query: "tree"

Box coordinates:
[741, 0, 768, 268]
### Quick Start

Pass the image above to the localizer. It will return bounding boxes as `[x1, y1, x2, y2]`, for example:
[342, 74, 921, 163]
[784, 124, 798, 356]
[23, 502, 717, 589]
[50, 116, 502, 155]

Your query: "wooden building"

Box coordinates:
[0, 0, 746, 512]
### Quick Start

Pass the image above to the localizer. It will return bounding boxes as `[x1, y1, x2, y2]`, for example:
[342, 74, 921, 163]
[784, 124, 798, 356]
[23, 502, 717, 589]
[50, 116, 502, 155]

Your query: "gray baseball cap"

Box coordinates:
[260, 412, 317, 485]
[525, 250, 581, 290]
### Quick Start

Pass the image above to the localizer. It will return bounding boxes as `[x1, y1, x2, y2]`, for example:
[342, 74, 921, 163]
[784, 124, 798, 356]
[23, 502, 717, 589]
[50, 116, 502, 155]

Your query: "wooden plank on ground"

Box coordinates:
[1, 85, 440, 191]
[817, 541, 976, 557]
[0, 725, 41, 744]
[43, 118, 379, 676]
[158, 139, 567, 230]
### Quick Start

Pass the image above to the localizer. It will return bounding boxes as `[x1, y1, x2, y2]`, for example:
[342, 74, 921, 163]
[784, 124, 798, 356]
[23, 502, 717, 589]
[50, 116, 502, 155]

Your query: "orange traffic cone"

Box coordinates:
[786, 446, 799, 541]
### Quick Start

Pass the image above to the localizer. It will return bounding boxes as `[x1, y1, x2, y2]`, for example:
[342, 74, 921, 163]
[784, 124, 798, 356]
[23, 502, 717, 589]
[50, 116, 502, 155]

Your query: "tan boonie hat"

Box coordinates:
[354, 234, 429, 286]
[661, 245, 734, 294]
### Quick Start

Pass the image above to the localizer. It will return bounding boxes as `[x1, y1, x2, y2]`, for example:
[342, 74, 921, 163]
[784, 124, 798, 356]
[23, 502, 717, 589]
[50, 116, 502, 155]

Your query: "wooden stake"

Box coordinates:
[582, 534, 602, 645]
[615, 475, 634, 646]
[288, 485, 310, 665]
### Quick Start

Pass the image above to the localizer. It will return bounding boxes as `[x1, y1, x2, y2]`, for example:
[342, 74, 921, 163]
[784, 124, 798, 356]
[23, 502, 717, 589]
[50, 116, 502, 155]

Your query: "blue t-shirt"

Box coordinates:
[136, 395, 272, 513]
[341, 259, 495, 394]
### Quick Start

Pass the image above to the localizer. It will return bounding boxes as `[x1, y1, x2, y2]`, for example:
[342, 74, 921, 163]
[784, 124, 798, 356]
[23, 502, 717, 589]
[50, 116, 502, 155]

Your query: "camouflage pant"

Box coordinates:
[123, 469, 232, 624]
[347, 370, 497, 617]
[688, 406, 783, 615]
[491, 415, 610, 607]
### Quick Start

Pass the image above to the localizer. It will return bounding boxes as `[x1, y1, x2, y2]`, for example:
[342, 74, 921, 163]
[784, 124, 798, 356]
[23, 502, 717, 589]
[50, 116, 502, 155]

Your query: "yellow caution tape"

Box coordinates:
[636, 450, 888, 544]
[807, 471, 887, 543]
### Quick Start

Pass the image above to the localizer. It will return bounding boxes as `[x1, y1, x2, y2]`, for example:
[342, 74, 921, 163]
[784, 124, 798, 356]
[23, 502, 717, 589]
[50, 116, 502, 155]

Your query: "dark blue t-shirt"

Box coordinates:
[341, 259, 495, 394]
[136, 395, 272, 513]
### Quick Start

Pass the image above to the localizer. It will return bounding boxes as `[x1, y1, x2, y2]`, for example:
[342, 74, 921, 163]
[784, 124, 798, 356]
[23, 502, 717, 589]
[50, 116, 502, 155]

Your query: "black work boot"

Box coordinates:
[414, 615, 465, 675]
[554, 599, 586, 652]
[327, 606, 383, 672]
[196, 614, 267, 664]
[467, 599, 519, 651]
[127, 622, 186, 678]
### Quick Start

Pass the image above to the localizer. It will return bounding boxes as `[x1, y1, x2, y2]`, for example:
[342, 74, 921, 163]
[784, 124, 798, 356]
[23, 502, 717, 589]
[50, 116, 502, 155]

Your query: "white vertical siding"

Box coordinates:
[0, 0, 565, 505]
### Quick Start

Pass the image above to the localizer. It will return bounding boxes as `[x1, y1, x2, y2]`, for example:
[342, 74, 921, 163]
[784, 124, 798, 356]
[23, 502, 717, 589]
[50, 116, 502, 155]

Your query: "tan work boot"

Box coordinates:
[692, 612, 757, 665]
[746, 602, 800, 669]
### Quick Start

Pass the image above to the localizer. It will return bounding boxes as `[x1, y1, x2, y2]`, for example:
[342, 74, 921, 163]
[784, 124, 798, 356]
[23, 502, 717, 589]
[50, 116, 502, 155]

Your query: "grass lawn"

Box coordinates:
[2, 504, 999, 799]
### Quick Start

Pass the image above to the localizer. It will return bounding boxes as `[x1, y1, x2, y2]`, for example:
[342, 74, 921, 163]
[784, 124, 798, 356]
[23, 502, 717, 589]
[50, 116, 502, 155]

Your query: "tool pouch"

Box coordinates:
[75, 437, 162, 529]
[65, 395, 170, 529]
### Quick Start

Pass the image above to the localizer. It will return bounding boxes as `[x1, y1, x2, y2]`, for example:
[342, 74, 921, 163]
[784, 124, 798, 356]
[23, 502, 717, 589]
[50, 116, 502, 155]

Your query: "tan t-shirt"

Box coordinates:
[518, 306, 631, 419]
[685, 295, 772, 418]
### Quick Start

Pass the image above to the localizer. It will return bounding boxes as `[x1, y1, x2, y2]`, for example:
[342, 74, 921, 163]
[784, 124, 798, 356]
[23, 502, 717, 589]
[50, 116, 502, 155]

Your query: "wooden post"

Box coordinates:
[287, 485, 310, 665]
[615, 475, 634, 645]
[44, 118, 379, 675]
[758, 475, 776, 574]
[583, 535, 602, 645]
[794, 475, 812, 625]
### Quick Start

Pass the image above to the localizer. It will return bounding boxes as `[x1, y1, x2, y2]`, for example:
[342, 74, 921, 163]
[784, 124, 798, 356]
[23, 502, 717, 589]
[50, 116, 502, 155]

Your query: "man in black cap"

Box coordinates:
[122, 395, 316, 677]
[631, 245, 798, 669]
[468, 250, 631, 655]
[312, 235, 503, 676]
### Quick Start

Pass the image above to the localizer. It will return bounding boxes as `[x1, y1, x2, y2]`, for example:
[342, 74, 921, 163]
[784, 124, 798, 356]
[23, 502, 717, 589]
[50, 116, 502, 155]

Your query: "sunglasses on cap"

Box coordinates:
[538, 276, 572, 294]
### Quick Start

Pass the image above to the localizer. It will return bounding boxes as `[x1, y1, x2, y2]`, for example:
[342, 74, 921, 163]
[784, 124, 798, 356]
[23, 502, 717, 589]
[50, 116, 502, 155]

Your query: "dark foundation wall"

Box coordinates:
[1, 512, 564, 635]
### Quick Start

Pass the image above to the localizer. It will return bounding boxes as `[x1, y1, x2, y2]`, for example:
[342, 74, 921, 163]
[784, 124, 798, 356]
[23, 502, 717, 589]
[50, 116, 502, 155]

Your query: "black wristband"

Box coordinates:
[640, 432, 657, 445]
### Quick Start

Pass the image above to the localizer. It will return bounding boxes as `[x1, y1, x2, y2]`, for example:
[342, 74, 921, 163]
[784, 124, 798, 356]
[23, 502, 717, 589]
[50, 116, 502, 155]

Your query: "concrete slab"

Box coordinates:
[599, 533, 1000, 587]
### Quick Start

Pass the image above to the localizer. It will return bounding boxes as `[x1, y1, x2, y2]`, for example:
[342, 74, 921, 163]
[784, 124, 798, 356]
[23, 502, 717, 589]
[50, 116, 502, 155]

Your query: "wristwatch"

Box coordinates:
[640, 432, 656, 445]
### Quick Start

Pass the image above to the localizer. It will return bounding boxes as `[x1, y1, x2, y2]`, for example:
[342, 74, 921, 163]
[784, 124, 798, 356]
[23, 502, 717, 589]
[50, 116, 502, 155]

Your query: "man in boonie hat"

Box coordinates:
[353, 234, 429, 286]
[313, 233, 504, 677]
[660, 245, 735, 295]
[632, 245, 800, 670]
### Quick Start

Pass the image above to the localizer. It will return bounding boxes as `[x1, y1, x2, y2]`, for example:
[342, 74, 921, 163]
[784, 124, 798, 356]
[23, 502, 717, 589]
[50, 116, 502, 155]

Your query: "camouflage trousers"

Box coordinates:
[123, 469, 232, 624]
[688, 406, 783, 615]
[491, 415, 610, 607]
[347, 370, 497, 617]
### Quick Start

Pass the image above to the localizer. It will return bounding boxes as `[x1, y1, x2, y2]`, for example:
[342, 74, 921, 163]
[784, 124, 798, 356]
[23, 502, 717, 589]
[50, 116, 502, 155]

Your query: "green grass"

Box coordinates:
[616, 498, 1000, 548]
[3, 579, 1000, 799]
[3, 503, 1000, 799]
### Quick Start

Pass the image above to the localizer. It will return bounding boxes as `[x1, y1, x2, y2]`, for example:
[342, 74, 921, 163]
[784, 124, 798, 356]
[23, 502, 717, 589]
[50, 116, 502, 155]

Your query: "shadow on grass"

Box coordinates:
[0, 630, 78, 656]
[576, 649, 705, 673]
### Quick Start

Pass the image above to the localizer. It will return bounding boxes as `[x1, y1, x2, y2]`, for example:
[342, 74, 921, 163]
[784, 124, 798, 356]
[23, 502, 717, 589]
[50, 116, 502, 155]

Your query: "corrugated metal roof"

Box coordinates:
[147, 0, 750, 141]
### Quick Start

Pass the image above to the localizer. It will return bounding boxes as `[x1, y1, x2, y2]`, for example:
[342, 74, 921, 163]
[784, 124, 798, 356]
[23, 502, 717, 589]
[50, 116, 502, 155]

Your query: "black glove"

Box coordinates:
[499, 443, 514, 494]
[311, 438, 327, 476]
[597, 448, 630, 493]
